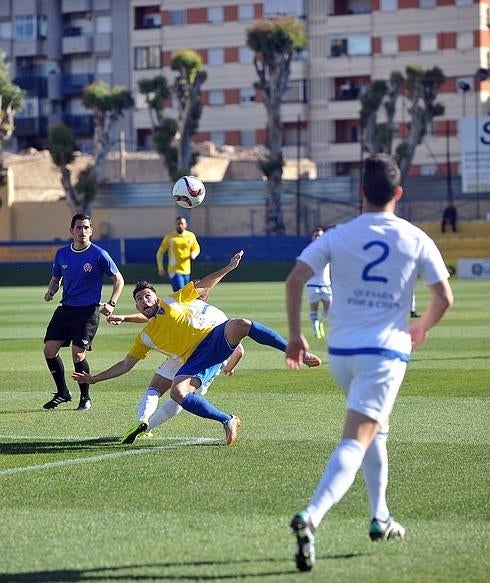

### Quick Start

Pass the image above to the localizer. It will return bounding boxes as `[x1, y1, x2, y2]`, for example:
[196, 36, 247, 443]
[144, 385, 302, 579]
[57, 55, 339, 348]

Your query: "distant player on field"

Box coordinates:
[156, 216, 200, 291]
[305, 226, 333, 339]
[285, 154, 453, 571]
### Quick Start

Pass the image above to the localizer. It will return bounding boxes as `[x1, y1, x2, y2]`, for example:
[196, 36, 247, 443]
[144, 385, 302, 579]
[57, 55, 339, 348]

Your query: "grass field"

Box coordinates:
[0, 280, 489, 582]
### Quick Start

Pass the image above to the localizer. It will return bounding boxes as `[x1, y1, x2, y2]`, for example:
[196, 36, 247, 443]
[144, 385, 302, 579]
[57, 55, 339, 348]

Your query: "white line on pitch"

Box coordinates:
[0, 437, 217, 478]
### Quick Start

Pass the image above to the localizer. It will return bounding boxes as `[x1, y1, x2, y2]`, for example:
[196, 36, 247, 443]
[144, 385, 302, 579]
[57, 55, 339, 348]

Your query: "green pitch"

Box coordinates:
[0, 281, 489, 582]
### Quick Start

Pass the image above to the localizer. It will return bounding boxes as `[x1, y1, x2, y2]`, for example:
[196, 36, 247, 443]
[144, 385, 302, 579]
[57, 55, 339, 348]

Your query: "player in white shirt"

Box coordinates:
[306, 226, 332, 339]
[285, 154, 453, 572]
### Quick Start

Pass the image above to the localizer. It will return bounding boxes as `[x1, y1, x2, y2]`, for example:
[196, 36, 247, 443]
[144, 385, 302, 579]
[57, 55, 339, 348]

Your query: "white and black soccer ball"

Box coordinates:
[172, 175, 206, 209]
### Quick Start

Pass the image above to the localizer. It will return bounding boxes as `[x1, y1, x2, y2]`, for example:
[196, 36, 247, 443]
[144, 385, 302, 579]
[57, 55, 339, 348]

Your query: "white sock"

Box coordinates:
[362, 428, 390, 521]
[309, 311, 318, 327]
[307, 438, 366, 529]
[148, 398, 183, 430]
[137, 387, 160, 421]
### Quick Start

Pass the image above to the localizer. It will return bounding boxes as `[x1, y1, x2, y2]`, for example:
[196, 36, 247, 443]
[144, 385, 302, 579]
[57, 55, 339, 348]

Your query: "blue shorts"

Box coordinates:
[176, 321, 234, 377]
[170, 273, 191, 291]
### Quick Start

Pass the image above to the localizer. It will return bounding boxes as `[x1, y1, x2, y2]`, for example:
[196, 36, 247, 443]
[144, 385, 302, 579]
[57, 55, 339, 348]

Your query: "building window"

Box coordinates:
[15, 15, 37, 40]
[209, 89, 225, 105]
[18, 97, 39, 118]
[420, 34, 437, 53]
[283, 79, 307, 103]
[239, 46, 254, 64]
[420, 0, 436, 7]
[420, 164, 437, 176]
[169, 10, 186, 26]
[381, 36, 397, 55]
[331, 35, 371, 57]
[380, 0, 397, 10]
[457, 31, 473, 50]
[456, 0, 472, 5]
[0, 21, 12, 40]
[210, 131, 225, 146]
[208, 48, 224, 65]
[96, 58, 112, 75]
[238, 4, 254, 21]
[241, 130, 256, 146]
[240, 87, 256, 104]
[207, 6, 224, 23]
[134, 6, 161, 29]
[96, 16, 112, 34]
[264, 0, 305, 18]
[134, 46, 161, 70]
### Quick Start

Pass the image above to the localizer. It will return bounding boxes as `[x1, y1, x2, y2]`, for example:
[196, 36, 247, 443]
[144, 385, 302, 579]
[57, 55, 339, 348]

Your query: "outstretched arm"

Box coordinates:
[107, 313, 149, 326]
[194, 250, 244, 296]
[72, 354, 140, 384]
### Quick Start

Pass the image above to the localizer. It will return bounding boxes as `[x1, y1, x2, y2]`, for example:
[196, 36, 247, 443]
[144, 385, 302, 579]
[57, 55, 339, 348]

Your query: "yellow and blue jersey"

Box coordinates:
[128, 282, 214, 363]
[156, 229, 200, 275]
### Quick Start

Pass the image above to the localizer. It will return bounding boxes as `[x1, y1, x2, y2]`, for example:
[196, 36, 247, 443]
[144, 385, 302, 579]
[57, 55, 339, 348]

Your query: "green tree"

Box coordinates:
[171, 50, 207, 179]
[138, 75, 179, 180]
[0, 50, 25, 181]
[139, 50, 206, 182]
[48, 81, 133, 214]
[247, 16, 306, 235]
[360, 66, 445, 182]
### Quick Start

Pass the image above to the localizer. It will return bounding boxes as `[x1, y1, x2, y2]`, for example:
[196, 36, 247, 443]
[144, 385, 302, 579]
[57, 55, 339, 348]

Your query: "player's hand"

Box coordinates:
[44, 291, 54, 302]
[106, 314, 125, 325]
[286, 333, 310, 370]
[410, 322, 428, 350]
[223, 367, 235, 376]
[100, 303, 116, 317]
[72, 371, 95, 384]
[229, 250, 244, 269]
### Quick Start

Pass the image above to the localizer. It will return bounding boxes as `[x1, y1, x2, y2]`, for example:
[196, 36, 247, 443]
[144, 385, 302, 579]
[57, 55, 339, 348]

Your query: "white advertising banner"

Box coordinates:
[458, 258, 490, 279]
[459, 117, 490, 193]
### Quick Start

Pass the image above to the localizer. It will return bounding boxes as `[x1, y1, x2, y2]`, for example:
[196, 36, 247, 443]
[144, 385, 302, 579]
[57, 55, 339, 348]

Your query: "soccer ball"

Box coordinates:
[172, 175, 206, 209]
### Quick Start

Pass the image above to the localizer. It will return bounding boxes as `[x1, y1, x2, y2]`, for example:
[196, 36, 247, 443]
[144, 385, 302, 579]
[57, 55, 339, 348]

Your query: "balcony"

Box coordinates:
[63, 114, 93, 136]
[14, 75, 48, 97]
[62, 33, 92, 55]
[61, 73, 94, 96]
[62, 0, 91, 13]
[14, 116, 48, 137]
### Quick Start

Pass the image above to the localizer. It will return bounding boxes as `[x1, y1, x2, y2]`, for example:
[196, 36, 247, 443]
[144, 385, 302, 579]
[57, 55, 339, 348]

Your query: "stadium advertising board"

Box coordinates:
[459, 117, 490, 194]
[458, 258, 490, 279]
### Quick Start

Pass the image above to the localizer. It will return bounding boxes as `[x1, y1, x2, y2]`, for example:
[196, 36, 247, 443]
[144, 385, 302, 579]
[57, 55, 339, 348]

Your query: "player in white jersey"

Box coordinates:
[285, 154, 453, 572]
[107, 300, 244, 444]
[305, 226, 333, 339]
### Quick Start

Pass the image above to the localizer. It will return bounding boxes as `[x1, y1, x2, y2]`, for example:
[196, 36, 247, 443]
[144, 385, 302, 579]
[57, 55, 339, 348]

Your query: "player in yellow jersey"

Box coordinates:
[156, 216, 200, 291]
[74, 251, 321, 446]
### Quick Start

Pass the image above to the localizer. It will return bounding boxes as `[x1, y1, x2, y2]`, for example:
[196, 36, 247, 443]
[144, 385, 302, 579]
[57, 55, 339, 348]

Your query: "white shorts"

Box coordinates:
[155, 357, 224, 396]
[329, 354, 407, 424]
[306, 284, 332, 304]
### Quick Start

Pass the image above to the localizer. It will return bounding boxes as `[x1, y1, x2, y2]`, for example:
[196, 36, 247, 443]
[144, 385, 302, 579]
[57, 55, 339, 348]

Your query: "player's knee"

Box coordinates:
[229, 318, 251, 337]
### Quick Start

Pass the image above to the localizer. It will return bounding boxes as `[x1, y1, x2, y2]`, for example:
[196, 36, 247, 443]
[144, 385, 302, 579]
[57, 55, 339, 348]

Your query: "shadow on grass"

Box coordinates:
[0, 437, 121, 455]
[0, 438, 221, 455]
[0, 553, 367, 581]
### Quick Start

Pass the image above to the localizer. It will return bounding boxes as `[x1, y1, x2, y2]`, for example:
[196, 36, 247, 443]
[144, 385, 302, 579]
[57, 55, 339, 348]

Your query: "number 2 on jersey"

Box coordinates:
[362, 240, 389, 283]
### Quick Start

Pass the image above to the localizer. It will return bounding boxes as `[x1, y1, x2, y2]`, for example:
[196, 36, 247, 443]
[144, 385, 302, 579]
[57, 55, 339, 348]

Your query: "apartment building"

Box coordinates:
[2, 0, 489, 181]
[0, 0, 131, 152]
[130, 0, 489, 179]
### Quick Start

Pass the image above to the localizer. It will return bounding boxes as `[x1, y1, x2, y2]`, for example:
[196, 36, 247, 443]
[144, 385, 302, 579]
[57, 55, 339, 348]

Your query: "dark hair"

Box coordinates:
[71, 214, 92, 229]
[362, 154, 401, 206]
[133, 281, 157, 299]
